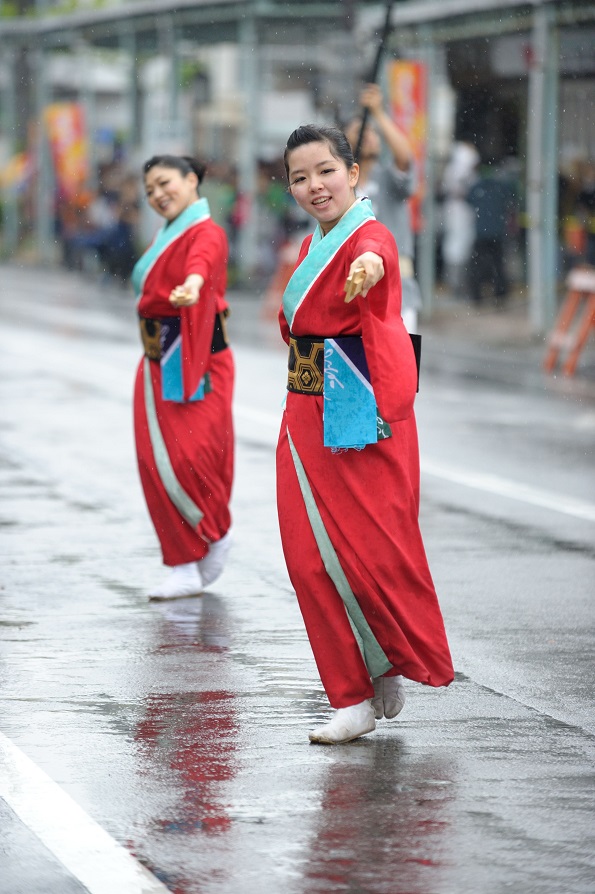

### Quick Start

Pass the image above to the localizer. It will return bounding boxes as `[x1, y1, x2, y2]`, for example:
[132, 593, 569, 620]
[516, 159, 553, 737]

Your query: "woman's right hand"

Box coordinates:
[169, 274, 204, 307]
[347, 252, 385, 299]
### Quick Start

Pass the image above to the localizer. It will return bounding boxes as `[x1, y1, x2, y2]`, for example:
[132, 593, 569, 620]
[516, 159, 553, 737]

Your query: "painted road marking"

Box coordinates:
[0, 731, 169, 894]
[233, 404, 595, 523]
[7, 322, 595, 527]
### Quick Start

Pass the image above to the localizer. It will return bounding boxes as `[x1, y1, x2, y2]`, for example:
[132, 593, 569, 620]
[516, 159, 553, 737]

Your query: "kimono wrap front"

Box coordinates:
[133, 199, 234, 566]
[276, 199, 453, 708]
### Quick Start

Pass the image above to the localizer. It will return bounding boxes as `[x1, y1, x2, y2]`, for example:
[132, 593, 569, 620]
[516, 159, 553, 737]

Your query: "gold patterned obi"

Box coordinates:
[139, 317, 162, 360]
[287, 335, 325, 395]
[139, 311, 230, 361]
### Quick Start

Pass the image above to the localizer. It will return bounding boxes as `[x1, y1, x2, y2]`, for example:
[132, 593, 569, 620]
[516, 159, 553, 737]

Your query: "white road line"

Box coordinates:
[421, 459, 595, 523]
[7, 321, 595, 527]
[0, 731, 169, 894]
[233, 404, 595, 523]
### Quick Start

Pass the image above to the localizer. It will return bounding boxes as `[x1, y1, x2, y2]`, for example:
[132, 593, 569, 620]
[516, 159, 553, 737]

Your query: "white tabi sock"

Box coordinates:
[371, 675, 406, 720]
[197, 529, 233, 588]
[147, 562, 203, 601]
[308, 700, 376, 745]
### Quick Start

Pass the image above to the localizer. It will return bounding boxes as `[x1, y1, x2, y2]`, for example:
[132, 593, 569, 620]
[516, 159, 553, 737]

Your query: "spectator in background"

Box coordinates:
[59, 166, 140, 283]
[344, 83, 422, 333]
[255, 158, 295, 285]
[467, 160, 516, 308]
[576, 160, 595, 266]
[440, 141, 480, 299]
[199, 160, 241, 281]
[97, 172, 140, 283]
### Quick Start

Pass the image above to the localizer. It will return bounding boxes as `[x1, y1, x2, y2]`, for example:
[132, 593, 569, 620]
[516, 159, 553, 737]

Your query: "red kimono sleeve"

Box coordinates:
[180, 222, 228, 400]
[354, 227, 418, 423]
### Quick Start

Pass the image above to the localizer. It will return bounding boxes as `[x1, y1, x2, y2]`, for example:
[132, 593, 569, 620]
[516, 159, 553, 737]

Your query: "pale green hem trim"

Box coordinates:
[143, 357, 204, 528]
[287, 427, 392, 678]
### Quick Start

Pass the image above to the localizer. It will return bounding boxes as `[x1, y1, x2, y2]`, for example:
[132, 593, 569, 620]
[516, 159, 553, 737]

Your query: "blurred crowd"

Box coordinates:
[435, 143, 595, 308]
[559, 158, 595, 270]
[56, 161, 140, 283]
[50, 145, 595, 303]
[53, 155, 309, 290]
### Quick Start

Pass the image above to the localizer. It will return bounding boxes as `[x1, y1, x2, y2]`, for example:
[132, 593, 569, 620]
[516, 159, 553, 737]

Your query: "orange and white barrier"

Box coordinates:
[544, 266, 595, 377]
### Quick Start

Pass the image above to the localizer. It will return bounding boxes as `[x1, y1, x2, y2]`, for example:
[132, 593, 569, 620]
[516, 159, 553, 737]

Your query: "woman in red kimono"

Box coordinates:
[277, 126, 453, 744]
[133, 155, 234, 600]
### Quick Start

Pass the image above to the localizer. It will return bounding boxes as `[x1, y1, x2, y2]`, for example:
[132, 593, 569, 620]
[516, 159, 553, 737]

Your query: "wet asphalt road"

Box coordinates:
[1, 263, 594, 894]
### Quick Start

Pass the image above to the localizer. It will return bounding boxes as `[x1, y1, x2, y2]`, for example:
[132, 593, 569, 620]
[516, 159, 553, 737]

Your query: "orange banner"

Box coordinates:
[44, 102, 89, 200]
[387, 61, 427, 234]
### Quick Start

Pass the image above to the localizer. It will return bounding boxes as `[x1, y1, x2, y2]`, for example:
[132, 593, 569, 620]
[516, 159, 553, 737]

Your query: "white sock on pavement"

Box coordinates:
[197, 530, 233, 588]
[371, 675, 406, 720]
[308, 700, 376, 745]
[147, 562, 203, 601]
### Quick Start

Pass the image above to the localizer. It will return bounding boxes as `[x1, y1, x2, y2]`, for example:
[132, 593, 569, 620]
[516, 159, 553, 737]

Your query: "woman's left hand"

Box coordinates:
[348, 252, 384, 299]
[169, 274, 204, 307]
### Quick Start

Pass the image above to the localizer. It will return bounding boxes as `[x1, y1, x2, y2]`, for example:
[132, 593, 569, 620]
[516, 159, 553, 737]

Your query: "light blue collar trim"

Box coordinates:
[132, 198, 211, 302]
[281, 197, 375, 331]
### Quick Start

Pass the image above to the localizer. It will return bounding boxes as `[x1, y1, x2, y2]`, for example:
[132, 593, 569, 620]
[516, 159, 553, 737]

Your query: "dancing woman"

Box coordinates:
[133, 155, 234, 600]
[277, 126, 453, 743]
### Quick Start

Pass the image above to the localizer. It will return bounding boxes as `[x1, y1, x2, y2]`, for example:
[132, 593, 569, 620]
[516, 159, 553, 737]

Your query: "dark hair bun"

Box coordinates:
[182, 156, 207, 184]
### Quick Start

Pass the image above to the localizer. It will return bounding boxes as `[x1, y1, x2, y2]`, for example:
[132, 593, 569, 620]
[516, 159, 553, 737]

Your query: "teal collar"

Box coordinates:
[282, 198, 375, 331]
[132, 198, 211, 302]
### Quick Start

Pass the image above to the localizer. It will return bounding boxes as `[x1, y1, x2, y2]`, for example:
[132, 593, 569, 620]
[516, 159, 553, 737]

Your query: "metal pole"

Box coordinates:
[130, 34, 142, 158]
[168, 16, 179, 125]
[417, 27, 437, 320]
[2, 44, 19, 257]
[541, 6, 559, 332]
[526, 3, 559, 335]
[78, 40, 97, 191]
[118, 26, 141, 164]
[237, 12, 259, 285]
[33, 46, 54, 264]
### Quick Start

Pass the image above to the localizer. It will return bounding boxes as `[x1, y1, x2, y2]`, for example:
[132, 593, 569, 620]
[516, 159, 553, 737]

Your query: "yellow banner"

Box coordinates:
[387, 61, 427, 233]
[44, 102, 89, 199]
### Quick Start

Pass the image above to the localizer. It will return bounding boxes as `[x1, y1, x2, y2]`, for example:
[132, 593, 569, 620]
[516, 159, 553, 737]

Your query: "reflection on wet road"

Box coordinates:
[134, 598, 240, 891]
[1, 266, 594, 894]
[300, 743, 456, 894]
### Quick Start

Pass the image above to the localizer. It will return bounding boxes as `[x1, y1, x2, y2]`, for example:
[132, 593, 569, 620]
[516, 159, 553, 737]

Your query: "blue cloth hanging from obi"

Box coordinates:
[160, 318, 208, 403]
[323, 337, 391, 450]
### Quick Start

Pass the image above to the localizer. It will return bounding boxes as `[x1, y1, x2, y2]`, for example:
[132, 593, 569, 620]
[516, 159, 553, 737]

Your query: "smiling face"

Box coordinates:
[144, 165, 199, 222]
[287, 140, 359, 234]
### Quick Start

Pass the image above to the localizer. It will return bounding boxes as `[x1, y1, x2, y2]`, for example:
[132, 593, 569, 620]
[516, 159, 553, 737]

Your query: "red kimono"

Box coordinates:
[276, 200, 453, 709]
[133, 200, 234, 567]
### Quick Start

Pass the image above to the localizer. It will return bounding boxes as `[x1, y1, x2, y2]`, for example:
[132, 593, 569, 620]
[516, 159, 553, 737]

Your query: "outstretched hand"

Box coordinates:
[169, 274, 204, 308]
[344, 252, 384, 302]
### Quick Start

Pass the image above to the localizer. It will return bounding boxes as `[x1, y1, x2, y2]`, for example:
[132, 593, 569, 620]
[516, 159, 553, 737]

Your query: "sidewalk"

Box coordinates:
[231, 279, 595, 401]
[419, 287, 595, 398]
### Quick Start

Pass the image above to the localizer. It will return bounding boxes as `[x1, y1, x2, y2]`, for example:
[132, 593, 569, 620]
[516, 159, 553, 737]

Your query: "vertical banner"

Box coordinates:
[44, 102, 89, 200]
[387, 61, 427, 234]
